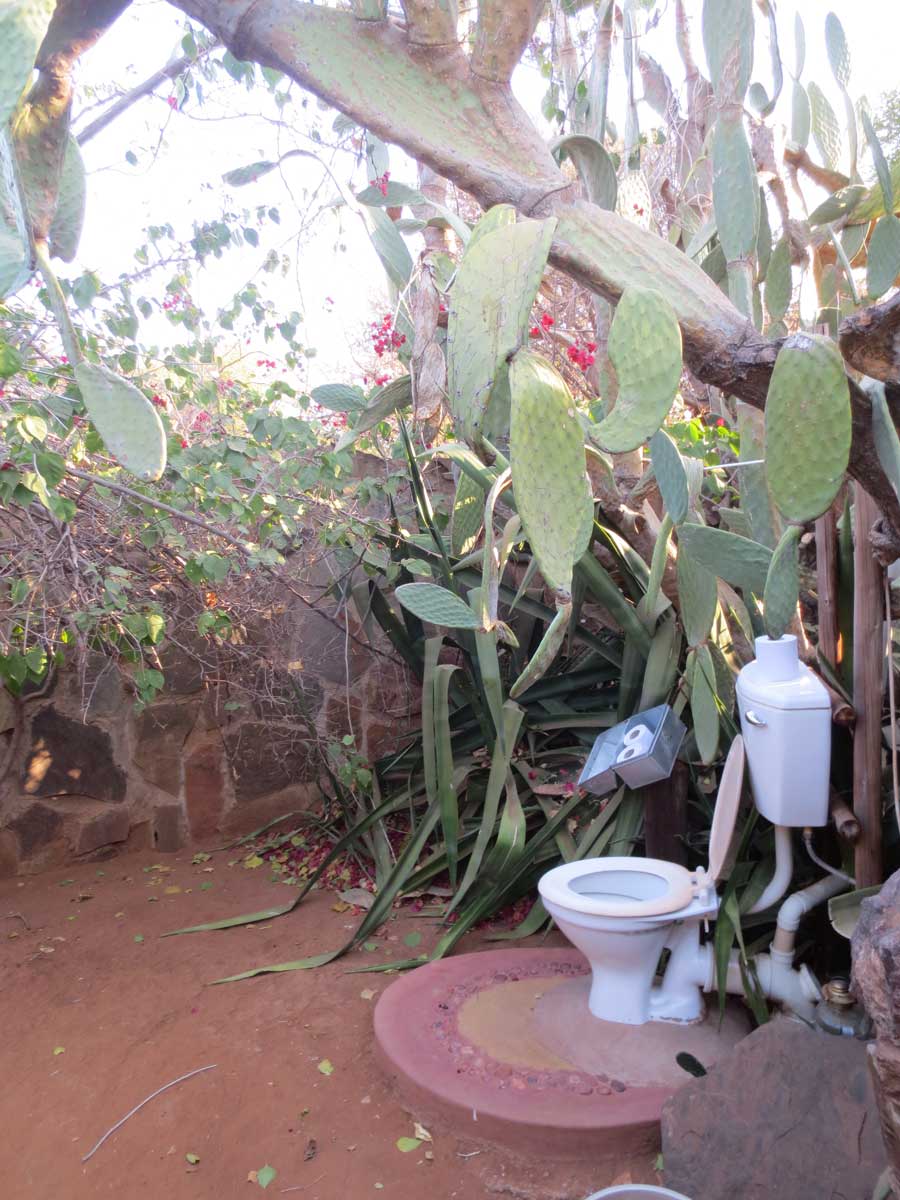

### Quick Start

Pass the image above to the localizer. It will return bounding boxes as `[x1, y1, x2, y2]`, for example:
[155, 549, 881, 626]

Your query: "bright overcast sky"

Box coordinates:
[69, 0, 900, 389]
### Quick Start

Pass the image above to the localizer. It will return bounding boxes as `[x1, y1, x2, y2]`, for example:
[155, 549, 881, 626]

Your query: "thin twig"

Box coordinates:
[281, 1176, 326, 1193]
[81, 1065, 217, 1162]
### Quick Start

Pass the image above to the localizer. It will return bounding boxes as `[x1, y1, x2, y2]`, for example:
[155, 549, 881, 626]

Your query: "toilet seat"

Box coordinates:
[538, 736, 746, 920]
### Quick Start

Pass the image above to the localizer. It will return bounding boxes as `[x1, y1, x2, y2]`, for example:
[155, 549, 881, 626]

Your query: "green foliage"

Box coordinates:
[763, 524, 800, 640]
[75, 361, 168, 481]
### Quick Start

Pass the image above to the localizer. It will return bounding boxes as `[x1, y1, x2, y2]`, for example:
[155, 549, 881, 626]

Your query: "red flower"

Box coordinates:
[180, 438, 189, 449]
[529, 326, 540, 338]
[167, 96, 178, 110]
[716, 417, 726, 428]
[151, 394, 166, 409]
[540, 312, 554, 329]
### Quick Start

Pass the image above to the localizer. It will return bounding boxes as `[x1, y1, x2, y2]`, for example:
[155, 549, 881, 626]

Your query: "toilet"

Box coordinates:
[538, 736, 743, 1025]
[539, 634, 833, 1027]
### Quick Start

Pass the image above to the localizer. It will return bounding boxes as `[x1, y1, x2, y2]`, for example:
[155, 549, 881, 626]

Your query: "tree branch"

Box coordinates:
[471, 0, 544, 82]
[840, 292, 900, 383]
[400, 0, 458, 47]
[76, 41, 220, 145]
[36, 0, 133, 110]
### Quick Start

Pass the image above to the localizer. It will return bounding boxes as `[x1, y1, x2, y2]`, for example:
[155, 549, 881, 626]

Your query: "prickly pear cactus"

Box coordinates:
[466, 203, 516, 252]
[0, 0, 55, 130]
[510, 599, 572, 699]
[592, 286, 682, 453]
[394, 582, 481, 629]
[869, 380, 900, 503]
[74, 362, 167, 482]
[48, 136, 86, 262]
[736, 402, 779, 549]
[764, 332, 851, 523]
[509, 350, 586, 598]
[763, 525, 801, 640]
[447, 217, 556, 450]
[11, 97, 71, 242]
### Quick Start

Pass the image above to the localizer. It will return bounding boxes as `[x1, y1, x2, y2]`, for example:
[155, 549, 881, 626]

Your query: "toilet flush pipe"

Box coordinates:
[747, 825, 794, 914]
[771, 872, 849, 956]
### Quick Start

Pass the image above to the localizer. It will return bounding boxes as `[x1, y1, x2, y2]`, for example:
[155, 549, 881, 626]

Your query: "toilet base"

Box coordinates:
[374, 947, 751, 1163]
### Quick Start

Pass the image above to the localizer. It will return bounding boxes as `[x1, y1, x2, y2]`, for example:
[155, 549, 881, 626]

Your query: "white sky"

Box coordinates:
[68, 0, 900, 389]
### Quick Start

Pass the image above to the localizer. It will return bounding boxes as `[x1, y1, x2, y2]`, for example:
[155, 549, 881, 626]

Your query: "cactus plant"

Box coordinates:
[0, 0, 54, 130]
[509, 599, 572, 699]
[763, 524, 801, 640]
[447, 217, 556, 450]
[736, 401, 779, 549]
[765, 332, 851, 523]
[48, 135, 85, 262]
[74, 362, 167, 482]
[395, 582, 481, 629]
[592, 285, 682, 453]
[688, 644, 719, 764]
[677, 528, 719, 646]
[509, 349, 587, 597]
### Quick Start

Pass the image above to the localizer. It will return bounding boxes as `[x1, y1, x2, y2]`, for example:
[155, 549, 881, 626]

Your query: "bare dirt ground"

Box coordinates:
[0, 845, 659, 1200]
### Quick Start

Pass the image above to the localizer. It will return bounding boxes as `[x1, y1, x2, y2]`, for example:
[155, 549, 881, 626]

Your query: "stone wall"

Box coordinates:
[0, 602, 417, 876]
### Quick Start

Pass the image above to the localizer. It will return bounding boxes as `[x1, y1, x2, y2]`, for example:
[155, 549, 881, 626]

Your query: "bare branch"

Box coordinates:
[783, 143, 849, 195]
[400, 0, 458, 47]
[471, 0, 544, 83]
[77, 41, 220, 145]
[840, 292, 900, 384]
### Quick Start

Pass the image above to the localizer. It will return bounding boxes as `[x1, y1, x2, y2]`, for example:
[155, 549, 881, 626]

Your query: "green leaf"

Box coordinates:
[222, 160, 278, 187]
[403, 930, 422, 948]
[310, 383, 367, 414]
[396, 1137, 421, 1153]
[364, 206, 413, 290]
[677, 524, 772, 594]
[0, 339, 23, 378]
[862, 111, 894, 216]
[186, 1153, 200, 1165]
[335, 376, 412, 452]
[256, 1164, 277, 1189]
[355, 180, 425, 207]
[650, 429, 688, 524]
[394, 583, 480, 629]
[549, 134, 617, 209]
[316, 1059, 334, 1076]
[677, 527, 718, 646]
[828, 885, 880, 939]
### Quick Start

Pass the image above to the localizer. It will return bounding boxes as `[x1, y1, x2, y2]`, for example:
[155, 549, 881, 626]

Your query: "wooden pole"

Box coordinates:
[816, 506, 840, 667]
[852, 486, 884, 887]
[643, 759, 688, 865]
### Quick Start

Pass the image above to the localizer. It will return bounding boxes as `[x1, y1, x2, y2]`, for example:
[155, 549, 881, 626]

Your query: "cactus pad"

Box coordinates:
[867, 214, 900, 299]
[678, 523, 772, 594]
[712, 115, 759, 260]
[650, 429, 688, 524]
[0, 0, 54, 130]
[763, 524, 801, 640]
[764, 236, 792, 324]
[395, 583, 481, 629]
[74, 362, 167, 482]
[736, 401, 778, 548]
[593, 286, 682, 453]
[48, 136, 86, 262]
[764, 332, 850, 522]
[447, 217, 556, 448]
[509, 350, 586, 597]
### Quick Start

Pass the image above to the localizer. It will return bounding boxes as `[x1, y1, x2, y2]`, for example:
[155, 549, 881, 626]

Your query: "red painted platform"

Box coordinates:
[374, 947, 749, 1162]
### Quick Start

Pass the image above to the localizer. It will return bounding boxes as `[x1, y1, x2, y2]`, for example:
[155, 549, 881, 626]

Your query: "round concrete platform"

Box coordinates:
[374, 948, 751, 1161]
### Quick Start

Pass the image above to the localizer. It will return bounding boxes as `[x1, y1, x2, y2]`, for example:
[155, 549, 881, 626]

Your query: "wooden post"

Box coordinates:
[853, 486, 884, 887]
[643, 759, 688, 865]
[816, 505, 840, 667]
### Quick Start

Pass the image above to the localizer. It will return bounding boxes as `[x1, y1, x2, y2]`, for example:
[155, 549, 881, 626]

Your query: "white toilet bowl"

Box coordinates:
[538, 738, 744, 1026]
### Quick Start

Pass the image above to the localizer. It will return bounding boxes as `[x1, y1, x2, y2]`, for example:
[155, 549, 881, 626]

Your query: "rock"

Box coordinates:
[184, 743, 225, 838]
[157, 629, 208, 695]
[71, 803, 130, 856]
[284, 607, 369, 687]
[661, 1018, 883, 1200]
[220, 781, 319, 838]
[250, 666, 323, 722]
[0, 829, 18, 876]
[152, 803, 187, 852]
[22, 706, 126, 804]
[852, 868, 900, 1191]
[224, 722, 315, 802]
[64, 653, 125, 721]
[133, 701, 197, 796]
[7, 800, 64, 857]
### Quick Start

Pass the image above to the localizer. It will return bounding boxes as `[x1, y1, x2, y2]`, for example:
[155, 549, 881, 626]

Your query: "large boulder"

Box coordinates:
[661, 1018, 883, 1200]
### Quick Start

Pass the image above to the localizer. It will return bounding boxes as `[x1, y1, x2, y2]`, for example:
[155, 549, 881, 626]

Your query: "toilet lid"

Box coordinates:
[706, 734, 745, 881]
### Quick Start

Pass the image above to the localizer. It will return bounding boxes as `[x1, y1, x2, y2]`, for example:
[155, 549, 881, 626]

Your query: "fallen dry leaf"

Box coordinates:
[359, 988, 376, 1001]
[304, 1139, 317, 1161]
